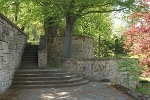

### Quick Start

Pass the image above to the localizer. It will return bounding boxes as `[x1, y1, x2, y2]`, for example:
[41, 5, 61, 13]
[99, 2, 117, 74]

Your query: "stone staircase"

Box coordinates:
[20, 44, 39, 69]
[11, 69, 89, 88]
[11, 44, 89, 88]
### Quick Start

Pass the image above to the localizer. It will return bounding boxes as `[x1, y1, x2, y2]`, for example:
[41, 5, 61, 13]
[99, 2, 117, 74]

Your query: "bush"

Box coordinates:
[117, 58, 140, 89]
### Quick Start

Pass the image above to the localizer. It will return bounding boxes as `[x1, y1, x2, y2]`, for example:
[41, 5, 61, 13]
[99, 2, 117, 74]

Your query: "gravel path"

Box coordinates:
[0, 82, 133, 100]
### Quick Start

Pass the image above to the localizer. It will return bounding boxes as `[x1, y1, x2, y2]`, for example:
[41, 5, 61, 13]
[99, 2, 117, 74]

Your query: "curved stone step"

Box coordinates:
[15, 69, 69, 74]
[13, 76, 73, 81]
[16, 69, 67, 73]
[12, 77, 83, 85]
[11, 79, 89, 88]
[14, 73, 75, 77]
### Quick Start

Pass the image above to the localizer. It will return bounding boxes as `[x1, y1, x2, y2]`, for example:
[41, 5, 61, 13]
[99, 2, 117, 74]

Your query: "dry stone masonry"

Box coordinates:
[39, 35, 138, 89]
[38, 36, 94, 67]
[38, 35, 47, 68]
[63, 58, 138, 89]
[0, 13, 27, 94]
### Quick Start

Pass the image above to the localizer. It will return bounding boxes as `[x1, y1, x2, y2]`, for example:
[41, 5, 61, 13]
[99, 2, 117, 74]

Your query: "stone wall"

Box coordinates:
[63, 58, 138, 89]
[0, 13, 27, 94]
[38, 35, 94, 67]
[38, 35, 47, 68]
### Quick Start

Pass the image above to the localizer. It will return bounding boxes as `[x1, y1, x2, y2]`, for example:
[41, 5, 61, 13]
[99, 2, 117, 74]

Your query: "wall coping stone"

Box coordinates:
[0, 13, 27, 38]
[63, 58, 138, 61]
[45, 35, 93, 39]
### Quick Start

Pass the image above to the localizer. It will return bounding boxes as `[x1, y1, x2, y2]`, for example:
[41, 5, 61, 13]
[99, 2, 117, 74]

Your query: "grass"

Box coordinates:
[136, 83, 150, 95]
[135, 65, 150, 95]
[136, 77, 150, 95]
[45, 64, 62, 69]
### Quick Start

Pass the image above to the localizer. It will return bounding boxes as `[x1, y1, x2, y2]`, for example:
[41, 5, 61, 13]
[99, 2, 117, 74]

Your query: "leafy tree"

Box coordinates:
[1, 0, 135, 58]
[34, 1, 60, 36]
[73, 12, 112, 57]
[0, 0, 44, 43]
[123, 0, 150, 76]
[45, 0, 135, 58]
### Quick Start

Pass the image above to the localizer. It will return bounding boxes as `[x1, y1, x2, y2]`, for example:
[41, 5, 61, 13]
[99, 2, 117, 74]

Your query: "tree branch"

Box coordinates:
[80, 8, 126, 16]
[77, 2, 112, 13]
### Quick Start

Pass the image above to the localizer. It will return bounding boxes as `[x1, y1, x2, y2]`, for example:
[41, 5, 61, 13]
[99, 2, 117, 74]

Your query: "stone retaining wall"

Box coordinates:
[38, 35, 94, 67]
[63, 58, 138, 89]
[0, 13, 27, 94]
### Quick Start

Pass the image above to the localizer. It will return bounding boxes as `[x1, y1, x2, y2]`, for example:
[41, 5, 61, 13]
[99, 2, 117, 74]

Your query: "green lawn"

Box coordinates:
[136, 77, 150, 95]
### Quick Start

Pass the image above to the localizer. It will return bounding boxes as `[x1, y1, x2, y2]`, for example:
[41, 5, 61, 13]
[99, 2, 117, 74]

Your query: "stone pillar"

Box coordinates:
[38, 35, 47, 68]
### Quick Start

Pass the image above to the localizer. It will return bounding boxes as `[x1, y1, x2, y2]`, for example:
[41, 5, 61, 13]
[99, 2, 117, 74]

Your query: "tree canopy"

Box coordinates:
[1, 0, 136, 58]
[123, 0, 150, 76]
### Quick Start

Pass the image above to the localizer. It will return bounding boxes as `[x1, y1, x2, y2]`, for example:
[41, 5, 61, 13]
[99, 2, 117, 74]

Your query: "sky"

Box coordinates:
[111, 11, 129, 36]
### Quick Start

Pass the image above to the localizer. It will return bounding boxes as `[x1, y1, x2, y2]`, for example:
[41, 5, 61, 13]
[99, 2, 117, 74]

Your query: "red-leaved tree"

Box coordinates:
[124, 0, 150, 77]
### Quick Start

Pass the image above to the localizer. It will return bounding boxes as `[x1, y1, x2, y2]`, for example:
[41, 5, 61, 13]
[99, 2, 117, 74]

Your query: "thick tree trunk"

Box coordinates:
[64, 13, 74, 58]
[44, 17, 58, 36]
[98, 35, 101, 58]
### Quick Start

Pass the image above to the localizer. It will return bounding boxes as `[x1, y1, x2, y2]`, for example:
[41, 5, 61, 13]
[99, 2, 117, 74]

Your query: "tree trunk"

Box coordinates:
[64, 13, 74, 58]
[98, 35, 101, 58]
[115, 39, 119, 56]
[44, 17, 58, 36]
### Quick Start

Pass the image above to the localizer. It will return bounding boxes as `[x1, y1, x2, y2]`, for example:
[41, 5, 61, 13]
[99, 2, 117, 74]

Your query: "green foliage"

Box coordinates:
[73, 13, 114, 57]
[137, 78, 150, 95]
[139, 65, 148, 76]
[0, 0, 136, 54]
[117, 58, 140, 89]
[0, 0, 44, 44]
[136, 83, 150, 95]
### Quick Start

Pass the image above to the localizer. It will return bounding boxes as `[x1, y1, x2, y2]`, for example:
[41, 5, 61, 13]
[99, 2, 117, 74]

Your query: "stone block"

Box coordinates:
[0, 24, 2, 33]
[2, 27, 7, 34]
[4, 27, 9, 35]
[4, 73, 9, 81]
[9, 30, 14, 38]
[1, 34, 6, 42]
[2, 42, 9, 54]
[0, 42, 2, 50]
[0, 75, 2, 82]
[6, 23, 13, 30]
[9, 72, 13, 79]
[9, 43, 14, 50]
[3, 20, 6, 26]
[0, 82, 2, 94]
[0, 17, 1, 22]
[1, 86, 6, 93]
[0, 76, 4, 83]
[5, 34, 9, 42]
[0, 57, 2, 70]
[0, 49, 4, 57]
[0, 32, 5, 41]
[0, 17, 4, 24]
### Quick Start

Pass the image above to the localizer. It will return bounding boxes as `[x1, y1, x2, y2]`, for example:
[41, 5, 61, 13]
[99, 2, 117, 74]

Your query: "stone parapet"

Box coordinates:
[0, 13, 27, 94]
[38, 35, 47, 68]
[63, 58, 138, 89]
